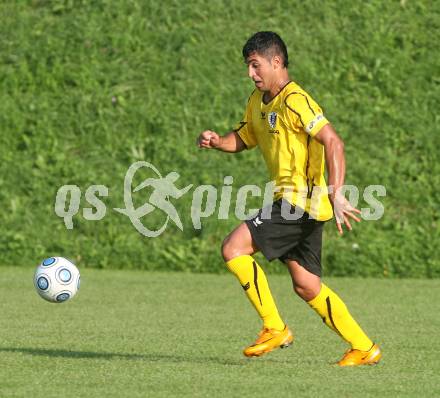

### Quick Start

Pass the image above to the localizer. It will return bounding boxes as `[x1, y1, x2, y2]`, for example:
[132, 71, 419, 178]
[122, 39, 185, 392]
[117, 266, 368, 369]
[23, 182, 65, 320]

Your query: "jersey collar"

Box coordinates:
[262, 81, 293, 106]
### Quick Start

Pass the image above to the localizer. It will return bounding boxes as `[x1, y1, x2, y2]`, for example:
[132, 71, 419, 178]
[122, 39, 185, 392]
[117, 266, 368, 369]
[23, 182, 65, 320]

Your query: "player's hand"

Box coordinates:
[197, 130, 221, 149]
[331, 192, 361, 235]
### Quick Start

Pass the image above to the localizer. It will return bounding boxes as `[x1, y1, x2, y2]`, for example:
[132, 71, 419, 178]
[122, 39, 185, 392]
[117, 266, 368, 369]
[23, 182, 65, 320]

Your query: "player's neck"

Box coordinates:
[264, 75, 291, 103]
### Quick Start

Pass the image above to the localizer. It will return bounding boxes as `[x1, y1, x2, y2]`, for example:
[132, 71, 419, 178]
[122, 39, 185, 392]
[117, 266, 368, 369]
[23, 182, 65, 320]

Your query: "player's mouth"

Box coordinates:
[254, 81, 263, 87]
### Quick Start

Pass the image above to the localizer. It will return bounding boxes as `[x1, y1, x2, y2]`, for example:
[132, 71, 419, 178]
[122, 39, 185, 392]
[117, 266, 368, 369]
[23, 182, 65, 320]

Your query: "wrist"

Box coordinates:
[214, 136, 223, 150]
[328, 184, 344, 200]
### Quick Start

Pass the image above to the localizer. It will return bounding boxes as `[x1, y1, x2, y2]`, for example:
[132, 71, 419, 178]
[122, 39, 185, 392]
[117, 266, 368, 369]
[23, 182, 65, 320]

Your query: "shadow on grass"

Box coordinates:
[0, 347, 243, 366]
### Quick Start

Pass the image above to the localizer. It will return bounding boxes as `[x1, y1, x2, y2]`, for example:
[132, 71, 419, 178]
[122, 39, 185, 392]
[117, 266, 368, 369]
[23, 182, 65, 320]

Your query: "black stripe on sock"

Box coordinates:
[253, 261, 263, 306]
[326, 296, 343, 337]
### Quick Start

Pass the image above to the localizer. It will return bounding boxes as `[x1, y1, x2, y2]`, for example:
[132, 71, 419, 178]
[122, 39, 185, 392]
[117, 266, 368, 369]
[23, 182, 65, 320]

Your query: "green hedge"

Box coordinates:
[1, 0, 438, 277]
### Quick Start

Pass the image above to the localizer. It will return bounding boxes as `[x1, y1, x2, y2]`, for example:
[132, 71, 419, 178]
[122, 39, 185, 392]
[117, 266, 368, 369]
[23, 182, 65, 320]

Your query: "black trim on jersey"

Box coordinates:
[284, 92, 317, 127]
[253, 261, 263, 306]
[293, 91, 316, 115]
[306, 135, 313, 199]
[285, 102, 304, 126]
[284, 92, 319, 198]
[237, 132, 248, 149]
[233, 90, 255, 150]
[233, 121, 247, 133]
[262, 81, 293, 105]
[232, 124, 249, 149]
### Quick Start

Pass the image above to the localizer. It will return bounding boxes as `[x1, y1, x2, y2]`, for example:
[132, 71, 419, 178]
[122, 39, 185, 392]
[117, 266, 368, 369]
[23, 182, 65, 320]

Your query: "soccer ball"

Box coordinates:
[34, 257, 80, 303]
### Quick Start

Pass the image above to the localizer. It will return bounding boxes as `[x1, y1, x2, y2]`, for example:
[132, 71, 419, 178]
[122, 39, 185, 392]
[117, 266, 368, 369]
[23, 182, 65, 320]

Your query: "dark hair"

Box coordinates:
[242, 31, 289, 68]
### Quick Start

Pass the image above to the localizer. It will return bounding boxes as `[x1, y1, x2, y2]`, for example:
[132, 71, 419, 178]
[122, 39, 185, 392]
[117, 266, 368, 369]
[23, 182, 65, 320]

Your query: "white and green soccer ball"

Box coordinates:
[34, 257, 80, 303]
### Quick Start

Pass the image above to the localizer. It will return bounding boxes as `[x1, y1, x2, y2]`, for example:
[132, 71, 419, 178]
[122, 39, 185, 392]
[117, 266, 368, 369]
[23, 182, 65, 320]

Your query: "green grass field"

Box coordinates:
[1, 267, 439, 398]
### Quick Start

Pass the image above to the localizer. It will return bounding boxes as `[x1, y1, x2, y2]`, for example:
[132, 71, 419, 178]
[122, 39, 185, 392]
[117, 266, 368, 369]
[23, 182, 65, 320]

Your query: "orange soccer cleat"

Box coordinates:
[337, 343, 382, 366]
[243, 326, 294, 357]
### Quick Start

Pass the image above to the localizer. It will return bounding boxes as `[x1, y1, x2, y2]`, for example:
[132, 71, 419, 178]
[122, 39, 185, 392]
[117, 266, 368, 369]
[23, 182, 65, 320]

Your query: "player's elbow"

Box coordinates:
[235, 143, 247, 153]
[325, 134, 344, 154]
[335, 136, 344, 153]
[316, 125, 344, 152]
[234, 133, 247, 153]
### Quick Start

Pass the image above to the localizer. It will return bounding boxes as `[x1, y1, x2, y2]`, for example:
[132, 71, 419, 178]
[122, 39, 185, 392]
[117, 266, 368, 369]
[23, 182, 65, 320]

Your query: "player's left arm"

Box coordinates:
[314, 124, 361, 234]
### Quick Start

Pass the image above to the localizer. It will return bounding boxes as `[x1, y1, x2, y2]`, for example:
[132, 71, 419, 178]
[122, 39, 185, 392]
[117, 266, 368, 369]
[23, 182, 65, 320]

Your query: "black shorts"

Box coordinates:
[245, 199, 325, 277]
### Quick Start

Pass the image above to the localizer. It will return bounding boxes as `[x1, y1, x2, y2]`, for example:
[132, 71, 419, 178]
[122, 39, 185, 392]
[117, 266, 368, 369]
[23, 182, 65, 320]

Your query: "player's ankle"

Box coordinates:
[263, 320, 285, 331]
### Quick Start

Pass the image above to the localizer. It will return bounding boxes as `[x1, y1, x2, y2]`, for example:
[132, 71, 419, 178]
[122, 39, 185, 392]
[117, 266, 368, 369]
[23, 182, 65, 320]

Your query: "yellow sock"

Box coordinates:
[226, 255, 285, 331]
[307, 283, 373, 351]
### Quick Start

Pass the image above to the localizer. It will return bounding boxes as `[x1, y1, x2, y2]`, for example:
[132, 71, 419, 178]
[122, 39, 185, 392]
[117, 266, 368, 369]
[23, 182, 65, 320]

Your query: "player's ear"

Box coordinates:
[272, 55, 282, 69]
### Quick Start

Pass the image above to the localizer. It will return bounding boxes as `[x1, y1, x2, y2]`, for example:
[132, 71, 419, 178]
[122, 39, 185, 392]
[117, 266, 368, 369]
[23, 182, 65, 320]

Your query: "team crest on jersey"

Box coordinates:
[268, 112, 277, 129]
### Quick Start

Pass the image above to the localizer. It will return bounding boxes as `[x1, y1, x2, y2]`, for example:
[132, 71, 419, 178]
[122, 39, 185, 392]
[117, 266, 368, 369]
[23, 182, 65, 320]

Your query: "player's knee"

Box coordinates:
[221, 236, 233, 262]
[293, 284, 320, 302]
[293, 284, 305, 298]
[221, 235, 241, 262]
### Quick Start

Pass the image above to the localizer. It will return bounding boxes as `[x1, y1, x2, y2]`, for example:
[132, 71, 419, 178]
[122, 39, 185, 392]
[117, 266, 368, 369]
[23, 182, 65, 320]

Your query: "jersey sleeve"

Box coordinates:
[284, 91, 329, 137]
[233, 97, 257, 149]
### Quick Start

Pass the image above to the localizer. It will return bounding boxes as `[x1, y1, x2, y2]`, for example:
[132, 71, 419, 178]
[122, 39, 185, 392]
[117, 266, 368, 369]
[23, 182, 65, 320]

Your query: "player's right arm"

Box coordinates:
[197, 130, 247, 153]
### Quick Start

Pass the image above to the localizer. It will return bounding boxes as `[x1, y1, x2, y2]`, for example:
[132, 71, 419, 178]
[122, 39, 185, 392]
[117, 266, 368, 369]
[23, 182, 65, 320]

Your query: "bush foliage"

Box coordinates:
[1, 0, 438, 276]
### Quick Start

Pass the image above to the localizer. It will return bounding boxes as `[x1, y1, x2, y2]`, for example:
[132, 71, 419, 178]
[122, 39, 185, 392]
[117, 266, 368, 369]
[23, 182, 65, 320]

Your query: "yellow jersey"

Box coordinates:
[235, 81, 333, 221]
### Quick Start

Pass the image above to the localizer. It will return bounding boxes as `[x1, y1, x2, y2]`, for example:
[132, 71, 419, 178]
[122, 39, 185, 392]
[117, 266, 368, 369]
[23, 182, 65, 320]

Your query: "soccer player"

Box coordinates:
[196, 31, 381, 366]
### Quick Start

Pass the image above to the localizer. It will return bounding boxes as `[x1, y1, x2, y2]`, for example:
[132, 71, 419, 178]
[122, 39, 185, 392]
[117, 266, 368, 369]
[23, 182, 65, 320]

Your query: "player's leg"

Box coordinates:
[222, 222, 292, 356]
[222, 222, 285, 331]
[285, 259, 381, 365]
[285, 258, 372, 345]
[222, 222, 257, 261]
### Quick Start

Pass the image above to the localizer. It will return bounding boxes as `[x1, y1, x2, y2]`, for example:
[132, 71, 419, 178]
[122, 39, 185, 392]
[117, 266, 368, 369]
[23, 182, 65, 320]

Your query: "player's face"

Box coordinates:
[246, 52, 276, 91]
